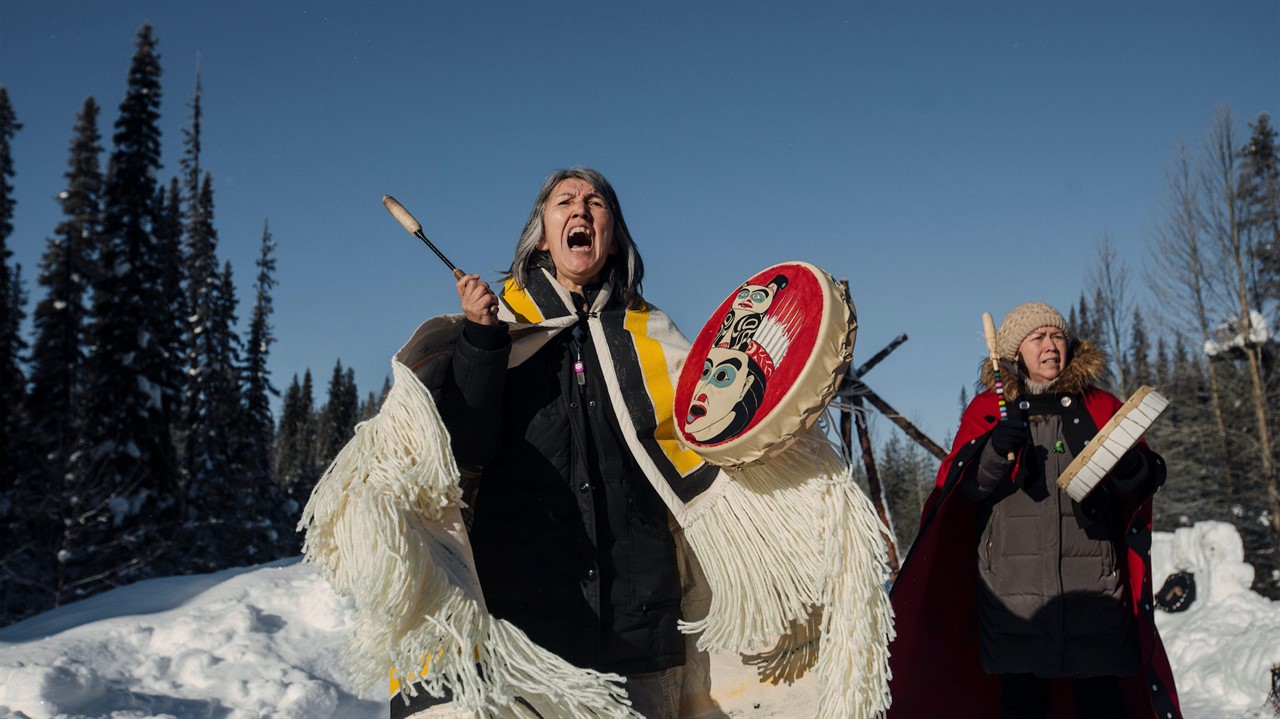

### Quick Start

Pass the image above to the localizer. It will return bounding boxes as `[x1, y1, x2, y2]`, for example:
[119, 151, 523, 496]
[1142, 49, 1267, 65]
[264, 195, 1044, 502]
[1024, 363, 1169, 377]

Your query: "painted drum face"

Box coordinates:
[674, 261, 857, 467]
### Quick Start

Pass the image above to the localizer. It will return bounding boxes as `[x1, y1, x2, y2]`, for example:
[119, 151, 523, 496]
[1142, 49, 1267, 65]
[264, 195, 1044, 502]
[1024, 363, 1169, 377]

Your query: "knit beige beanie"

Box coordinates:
[996, 302, 1068, 360]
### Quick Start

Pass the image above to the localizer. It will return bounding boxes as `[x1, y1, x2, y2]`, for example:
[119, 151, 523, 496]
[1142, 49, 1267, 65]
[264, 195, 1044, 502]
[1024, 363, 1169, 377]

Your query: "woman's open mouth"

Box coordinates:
[568, 226, 593, 251]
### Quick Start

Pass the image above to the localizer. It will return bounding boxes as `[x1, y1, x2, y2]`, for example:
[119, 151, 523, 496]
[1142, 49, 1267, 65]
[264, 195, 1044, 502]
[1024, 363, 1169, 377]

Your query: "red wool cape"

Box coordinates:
[885, 388, 1182, 719]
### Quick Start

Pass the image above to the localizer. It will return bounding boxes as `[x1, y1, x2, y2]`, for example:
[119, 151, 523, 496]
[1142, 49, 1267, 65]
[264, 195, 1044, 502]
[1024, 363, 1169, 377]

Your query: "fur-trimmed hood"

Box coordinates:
[978, 338, 1108, 402]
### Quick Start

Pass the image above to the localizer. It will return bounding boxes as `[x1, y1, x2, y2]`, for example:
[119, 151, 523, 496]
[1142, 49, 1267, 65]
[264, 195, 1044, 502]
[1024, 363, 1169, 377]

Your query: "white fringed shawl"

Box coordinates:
[300, 271, 893, 718]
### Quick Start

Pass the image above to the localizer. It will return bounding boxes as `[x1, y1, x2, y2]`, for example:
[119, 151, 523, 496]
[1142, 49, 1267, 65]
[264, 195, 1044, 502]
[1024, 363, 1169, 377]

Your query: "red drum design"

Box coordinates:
[674, 261, 857, 467]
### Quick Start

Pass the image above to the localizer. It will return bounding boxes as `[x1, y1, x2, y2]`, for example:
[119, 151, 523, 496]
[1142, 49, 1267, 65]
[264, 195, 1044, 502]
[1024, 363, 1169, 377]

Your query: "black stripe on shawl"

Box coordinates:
[390, 684, 450, 719]
[599, 309, 719, 504]
[524, 271, 574, 319]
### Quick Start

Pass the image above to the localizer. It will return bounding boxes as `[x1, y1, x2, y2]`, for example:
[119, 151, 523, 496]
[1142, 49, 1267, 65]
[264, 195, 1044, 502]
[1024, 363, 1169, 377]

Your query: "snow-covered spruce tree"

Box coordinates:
[207, 258, 257, 569]
[153, 175, 186, 446]
[0, 86, 28, 488]
[358, 374, 391, 422]
[175, 68, 259, 571]
[316, 360, 358, 471]
[240, 222, 290, 557]
[1152, 336, 1170, 391]
[180, 175, 240, 572]
[1237, 112, 1279, 307]
[275, 370, 319, 549]
[1128, 307, 1153, 390]
[1071, 292, 1101, 349]
[72, 24, 179, 597]
[242, 223, 277, 473]
[178, 70, 222, 532]
[184, 255, 284, 568]
[30, 97, 102, 493]
[1146, 336, 1224, 524]
[0, 84, 37, 626]
[4, 97, 107, 625]
[143, 177, 186, 578]
[878, 432, 937, 558]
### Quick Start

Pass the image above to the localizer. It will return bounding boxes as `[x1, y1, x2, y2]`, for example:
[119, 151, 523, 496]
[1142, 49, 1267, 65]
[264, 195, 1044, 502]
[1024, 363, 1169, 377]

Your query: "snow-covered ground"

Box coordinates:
[1, 521, 1276, 719]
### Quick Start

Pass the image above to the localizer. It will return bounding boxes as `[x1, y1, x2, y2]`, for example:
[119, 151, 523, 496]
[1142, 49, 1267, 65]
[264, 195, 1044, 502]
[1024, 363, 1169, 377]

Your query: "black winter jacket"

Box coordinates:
[437, 289, 684, 675]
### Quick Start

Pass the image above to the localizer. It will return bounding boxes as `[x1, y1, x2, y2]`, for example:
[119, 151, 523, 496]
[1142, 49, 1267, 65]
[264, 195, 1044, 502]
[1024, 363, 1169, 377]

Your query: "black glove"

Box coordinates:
[1112, 448, 1144, 478]
[989, 420, 1029, 456]
[1108, 448, 1150, 495]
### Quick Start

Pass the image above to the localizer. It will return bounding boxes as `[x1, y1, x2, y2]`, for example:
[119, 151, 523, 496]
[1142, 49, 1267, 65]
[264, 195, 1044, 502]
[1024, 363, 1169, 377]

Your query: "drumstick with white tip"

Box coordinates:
[382, 195, 465, 279]
[382, 194, 497, 314]
[982, 312, 1016, 461]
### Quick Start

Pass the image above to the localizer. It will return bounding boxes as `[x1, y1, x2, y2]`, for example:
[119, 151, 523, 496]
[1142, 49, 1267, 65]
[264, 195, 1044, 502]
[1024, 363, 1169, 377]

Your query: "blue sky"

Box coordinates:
[2, 0, 1277, 449]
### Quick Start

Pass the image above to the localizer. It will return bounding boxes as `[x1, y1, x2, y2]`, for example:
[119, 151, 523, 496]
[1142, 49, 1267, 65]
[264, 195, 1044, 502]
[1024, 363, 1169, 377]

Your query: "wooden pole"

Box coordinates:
[848, 380, 948, 461]
[850, 393, 900, 577]
[839, 400, 854, 464]
[850, 333, 908, 379]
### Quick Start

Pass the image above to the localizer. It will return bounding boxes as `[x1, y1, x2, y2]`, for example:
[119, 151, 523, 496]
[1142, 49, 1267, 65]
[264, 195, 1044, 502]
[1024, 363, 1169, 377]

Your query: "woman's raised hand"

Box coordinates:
[456, 273, 499, 325]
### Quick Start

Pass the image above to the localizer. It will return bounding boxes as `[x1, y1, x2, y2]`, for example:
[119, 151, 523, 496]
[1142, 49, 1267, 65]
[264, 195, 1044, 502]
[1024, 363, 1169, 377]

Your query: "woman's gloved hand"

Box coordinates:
[1108, 448, 1151, 495]
[1112, 448, 1145, 478]
[990, 420, 1029, 456]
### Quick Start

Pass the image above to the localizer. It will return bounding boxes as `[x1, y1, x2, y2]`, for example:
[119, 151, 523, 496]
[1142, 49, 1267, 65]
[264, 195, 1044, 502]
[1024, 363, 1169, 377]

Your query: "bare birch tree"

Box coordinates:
[1147, 142, 1235, 495]
[1201, 107, 1278, 531]
[1088, 234, 1133, 396]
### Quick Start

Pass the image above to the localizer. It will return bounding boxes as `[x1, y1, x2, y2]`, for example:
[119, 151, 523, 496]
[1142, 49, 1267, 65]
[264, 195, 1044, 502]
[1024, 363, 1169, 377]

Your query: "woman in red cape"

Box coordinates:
[886, 303, 1181, 719]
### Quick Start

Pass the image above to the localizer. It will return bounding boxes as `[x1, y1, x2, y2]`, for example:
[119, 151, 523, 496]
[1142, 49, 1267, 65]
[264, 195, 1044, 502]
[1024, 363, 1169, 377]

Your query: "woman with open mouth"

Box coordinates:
[425, 167, 703, 719]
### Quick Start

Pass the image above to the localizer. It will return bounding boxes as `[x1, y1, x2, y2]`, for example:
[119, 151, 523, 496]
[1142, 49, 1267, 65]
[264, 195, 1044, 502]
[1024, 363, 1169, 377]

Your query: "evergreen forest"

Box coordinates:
[0, 25, 387, 626]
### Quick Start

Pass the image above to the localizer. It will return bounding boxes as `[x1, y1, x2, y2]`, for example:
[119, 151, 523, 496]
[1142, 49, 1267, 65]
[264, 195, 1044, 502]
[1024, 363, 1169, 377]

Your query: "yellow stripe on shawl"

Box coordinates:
[625, 307, 703, 475]
[388, 652, 451, 695]
[501, 278, 544, 324]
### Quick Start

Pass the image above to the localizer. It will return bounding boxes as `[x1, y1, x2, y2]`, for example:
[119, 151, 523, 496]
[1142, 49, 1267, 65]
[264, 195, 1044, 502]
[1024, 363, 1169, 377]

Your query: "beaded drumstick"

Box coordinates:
[982, 312, 1015, 460]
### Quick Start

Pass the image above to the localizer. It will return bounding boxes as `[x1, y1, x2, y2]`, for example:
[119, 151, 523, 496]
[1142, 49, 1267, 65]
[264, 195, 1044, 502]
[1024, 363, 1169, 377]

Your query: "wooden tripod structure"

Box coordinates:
[835, 327, 947, 578]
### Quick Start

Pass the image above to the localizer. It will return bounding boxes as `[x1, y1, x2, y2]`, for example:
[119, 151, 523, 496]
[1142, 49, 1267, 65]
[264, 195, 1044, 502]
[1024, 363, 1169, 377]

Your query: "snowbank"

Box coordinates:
[0, 559, 383, 719]
[1, 522, 1276, 718]
[1152, 521, 1280, 718]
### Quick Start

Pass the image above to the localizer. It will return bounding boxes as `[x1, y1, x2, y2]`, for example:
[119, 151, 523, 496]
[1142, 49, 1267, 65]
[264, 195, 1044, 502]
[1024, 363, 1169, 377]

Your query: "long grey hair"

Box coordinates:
[508, 167, 646, 309]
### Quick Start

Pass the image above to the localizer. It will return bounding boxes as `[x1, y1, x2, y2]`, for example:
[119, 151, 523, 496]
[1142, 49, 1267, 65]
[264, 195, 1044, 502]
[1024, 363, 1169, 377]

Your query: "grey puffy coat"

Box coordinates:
[962, 341, 1157, 678]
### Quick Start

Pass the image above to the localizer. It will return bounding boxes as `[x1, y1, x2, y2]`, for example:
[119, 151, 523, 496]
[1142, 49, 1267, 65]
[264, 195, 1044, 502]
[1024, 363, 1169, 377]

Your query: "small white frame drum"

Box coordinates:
[1057, 385, 1169, 502]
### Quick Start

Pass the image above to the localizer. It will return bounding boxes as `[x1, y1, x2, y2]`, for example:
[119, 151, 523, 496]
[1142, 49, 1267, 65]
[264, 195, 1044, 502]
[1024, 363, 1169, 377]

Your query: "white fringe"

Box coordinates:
[299, 360, 638, 719]
[678, 429, 894, 718]
[815, 464, 896, 718]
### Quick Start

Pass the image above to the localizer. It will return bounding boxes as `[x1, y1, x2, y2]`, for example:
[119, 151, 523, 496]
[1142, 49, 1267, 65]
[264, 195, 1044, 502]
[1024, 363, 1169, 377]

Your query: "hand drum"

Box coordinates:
[674, 261, 857, 468]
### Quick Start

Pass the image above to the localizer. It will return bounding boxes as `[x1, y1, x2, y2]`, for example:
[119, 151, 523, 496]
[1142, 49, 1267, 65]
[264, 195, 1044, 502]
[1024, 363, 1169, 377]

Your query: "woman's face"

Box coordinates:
[1017, 325, 1068, 384]
[685, 346, 756, 442]
[537, 177, 616, 294]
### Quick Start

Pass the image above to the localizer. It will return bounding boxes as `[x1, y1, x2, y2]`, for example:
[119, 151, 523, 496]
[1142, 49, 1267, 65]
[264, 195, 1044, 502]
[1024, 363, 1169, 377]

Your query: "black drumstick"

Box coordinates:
[382, 194, 465, 280]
